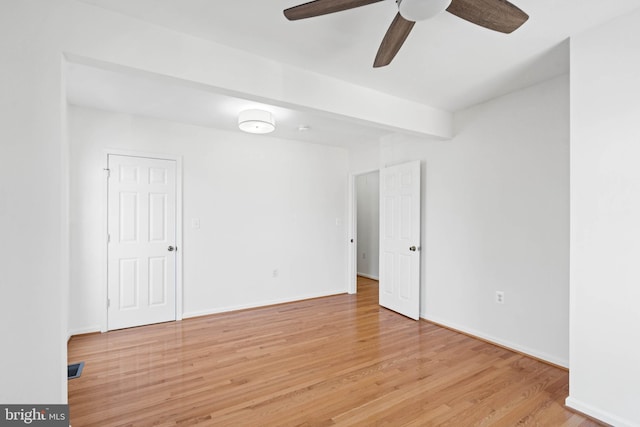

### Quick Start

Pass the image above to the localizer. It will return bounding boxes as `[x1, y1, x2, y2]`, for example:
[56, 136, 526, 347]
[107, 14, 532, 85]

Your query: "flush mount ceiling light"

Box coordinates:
[238, 109, 276, 134]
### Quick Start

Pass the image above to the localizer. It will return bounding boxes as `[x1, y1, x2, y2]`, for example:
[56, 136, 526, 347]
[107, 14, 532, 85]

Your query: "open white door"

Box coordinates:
[379, 160, 421, 320]
[107, 154, 177, 330]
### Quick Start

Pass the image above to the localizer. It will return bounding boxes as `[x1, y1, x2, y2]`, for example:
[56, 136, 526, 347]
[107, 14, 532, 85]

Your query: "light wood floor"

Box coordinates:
[68, 277, 602, 426]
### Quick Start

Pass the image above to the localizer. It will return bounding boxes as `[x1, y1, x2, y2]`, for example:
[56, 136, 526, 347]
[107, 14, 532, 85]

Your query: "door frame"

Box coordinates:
[101, 149, 184, 332]
[347, 168, 380, 294]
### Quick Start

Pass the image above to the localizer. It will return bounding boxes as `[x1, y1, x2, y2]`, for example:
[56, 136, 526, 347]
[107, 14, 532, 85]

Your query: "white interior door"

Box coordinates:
[107, 154, 177, 330]
[379, 160, 421, 320]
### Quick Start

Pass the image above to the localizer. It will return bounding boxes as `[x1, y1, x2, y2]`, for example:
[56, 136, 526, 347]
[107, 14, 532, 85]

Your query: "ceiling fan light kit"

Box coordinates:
[397, 0, 452, 22]
[284, 0, 529, 67]
[238, 109, 276, 134]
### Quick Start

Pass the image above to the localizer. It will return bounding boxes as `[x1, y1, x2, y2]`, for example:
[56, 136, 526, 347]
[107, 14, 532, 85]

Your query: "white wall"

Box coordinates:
[68, 106, 348, 332]
[356, 171, 380, 279]
[567, 8, 640, 427]
[0, 1, 69, 403]
[376, 75, 570, 366]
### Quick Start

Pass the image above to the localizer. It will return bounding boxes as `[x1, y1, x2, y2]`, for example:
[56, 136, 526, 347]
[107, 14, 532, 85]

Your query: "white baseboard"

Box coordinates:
[68, 326, 101, 341]
[356, 272, 379, 280]
[421, 313, 569, 369]
[183, 289, 346, 319]
[67, 292, 346, 337]
[565, 396, 633, 427]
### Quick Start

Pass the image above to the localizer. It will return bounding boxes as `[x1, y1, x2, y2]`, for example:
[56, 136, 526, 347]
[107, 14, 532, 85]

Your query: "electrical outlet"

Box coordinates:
[495, 291, 505, 304]
[362, 252, 366, 259]
[272, 269, 279, 278]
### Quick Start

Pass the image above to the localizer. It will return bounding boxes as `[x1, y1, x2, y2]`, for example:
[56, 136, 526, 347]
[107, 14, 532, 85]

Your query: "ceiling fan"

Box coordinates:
[283, 0, 529, 67]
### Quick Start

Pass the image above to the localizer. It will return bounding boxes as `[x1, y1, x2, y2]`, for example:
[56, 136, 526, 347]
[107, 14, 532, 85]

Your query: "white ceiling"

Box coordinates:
[77, 0, 640, 111]
[66, 61, 394, 148]
[67, 0, 640, 147]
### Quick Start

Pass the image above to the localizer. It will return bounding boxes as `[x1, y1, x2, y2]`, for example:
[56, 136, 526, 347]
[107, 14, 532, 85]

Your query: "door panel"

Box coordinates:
[379, 160, 421, 320]
[149, 256, 167, 306]
[108, 155, 177, 330]
[119, 258, 139, 309]
[149, 193, 167, 241]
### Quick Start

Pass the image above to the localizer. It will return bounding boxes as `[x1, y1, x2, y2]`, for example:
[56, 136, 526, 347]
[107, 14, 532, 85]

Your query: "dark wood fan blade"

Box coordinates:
[374, 13, 415, 68]
[446, 0, 528, 33]
[284, 0, 384, 21]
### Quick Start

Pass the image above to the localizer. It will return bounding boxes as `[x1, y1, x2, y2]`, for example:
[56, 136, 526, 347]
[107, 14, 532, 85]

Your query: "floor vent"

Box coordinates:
[68, 362, 84, 380]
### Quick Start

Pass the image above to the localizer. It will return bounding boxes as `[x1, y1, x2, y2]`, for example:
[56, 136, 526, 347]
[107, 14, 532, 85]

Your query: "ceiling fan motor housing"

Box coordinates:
[397, 0, 452, 21]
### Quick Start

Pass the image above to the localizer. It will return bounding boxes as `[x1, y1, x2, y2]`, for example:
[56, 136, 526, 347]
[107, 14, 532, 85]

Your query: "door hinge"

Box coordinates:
[107, 233, 111, 243]
[107, 298, 111, 308]
[103, 167, 111, 178]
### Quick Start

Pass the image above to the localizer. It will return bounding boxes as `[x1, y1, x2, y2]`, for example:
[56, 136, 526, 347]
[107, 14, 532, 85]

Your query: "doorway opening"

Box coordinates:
[349, 170, 380, 294]
[348, 161, 422, 319]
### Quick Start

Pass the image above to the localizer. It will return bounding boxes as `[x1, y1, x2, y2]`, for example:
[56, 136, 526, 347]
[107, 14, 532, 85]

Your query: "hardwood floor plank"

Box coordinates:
[68, 277, 604, 426]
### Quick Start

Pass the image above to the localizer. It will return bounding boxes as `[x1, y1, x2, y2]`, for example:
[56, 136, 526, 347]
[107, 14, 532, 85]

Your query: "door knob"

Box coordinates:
[409, 246, 417, 252]
[168, 245, 176, 252]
